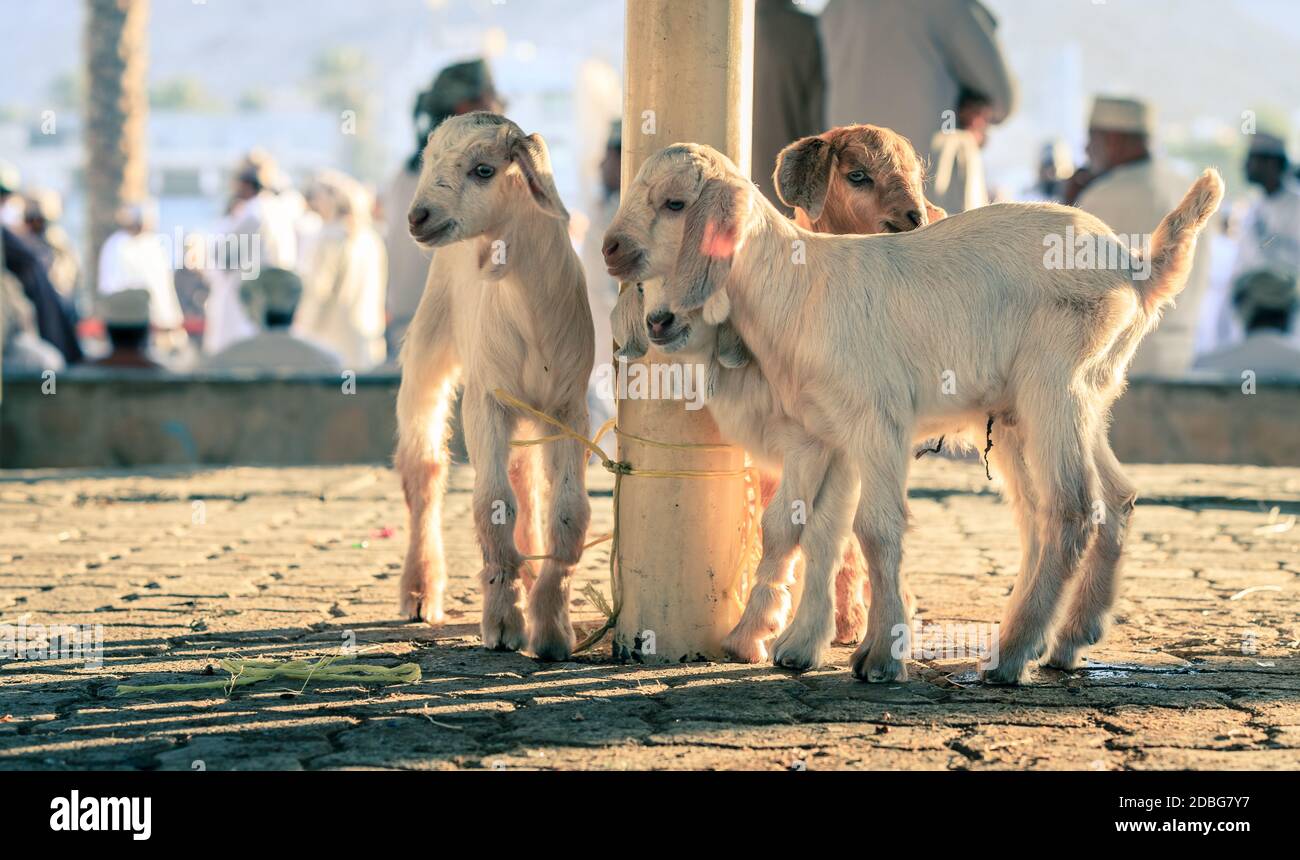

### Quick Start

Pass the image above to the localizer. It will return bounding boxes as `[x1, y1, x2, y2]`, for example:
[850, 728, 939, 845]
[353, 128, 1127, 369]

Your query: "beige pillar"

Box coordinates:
[613, 0, 755, 663]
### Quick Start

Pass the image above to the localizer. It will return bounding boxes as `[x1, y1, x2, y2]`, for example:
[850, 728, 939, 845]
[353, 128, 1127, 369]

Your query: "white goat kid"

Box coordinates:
[604, 142, 1223, 684]
[397, 112, 593, 661]
[611, 281, 870, 670]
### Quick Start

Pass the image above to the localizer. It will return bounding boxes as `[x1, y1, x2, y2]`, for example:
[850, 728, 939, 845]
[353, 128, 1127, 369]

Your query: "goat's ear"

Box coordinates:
[702, 288, 730, 326]
[715, 321, 751, 369]
[510, 132, 568, 220]
[774, 135, 833, 222]
[611, 284, 648, 361]
[671, 178, 748, 312]
[925, 201, 948, 223]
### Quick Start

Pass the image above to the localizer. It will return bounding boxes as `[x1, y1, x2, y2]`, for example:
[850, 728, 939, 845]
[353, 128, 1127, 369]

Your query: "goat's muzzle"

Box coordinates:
[409, 208, 457, 246]
[602, 234, 645, 279]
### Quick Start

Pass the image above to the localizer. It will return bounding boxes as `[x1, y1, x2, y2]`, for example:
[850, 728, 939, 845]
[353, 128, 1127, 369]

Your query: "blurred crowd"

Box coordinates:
[2, 0, 1297, 386]
[1, 147, 389, 375]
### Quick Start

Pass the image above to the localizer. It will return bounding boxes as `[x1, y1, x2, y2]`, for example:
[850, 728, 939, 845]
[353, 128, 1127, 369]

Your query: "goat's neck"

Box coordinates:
[725, 201, 818, 350]
[476, 185, 579, 303]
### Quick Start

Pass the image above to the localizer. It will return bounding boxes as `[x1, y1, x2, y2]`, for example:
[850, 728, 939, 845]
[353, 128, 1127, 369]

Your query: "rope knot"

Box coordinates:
[604, 459, 634, 476]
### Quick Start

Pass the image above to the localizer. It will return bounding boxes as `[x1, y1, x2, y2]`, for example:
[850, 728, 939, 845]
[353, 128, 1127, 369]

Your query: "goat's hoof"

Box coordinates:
[1043, 640, 1085, 671]
[721, 629, 769, 664]
[482, 613, 528, 652]
[528, 616, 576, 663]
[481, 600, 528, 652]
[480, 566, 528, 652]
[850, 643, 907, 683]
[772, 626, 828, 671]
[399, 591, 445, 625]
[979, 661, 1029, 686]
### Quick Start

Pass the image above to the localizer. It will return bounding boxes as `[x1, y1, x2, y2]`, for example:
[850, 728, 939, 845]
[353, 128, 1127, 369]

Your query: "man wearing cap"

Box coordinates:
[204, 151, 299, 355]
[1194, 269, 1300, 379]
[92, 288, 161, 370]
[1069, 95, 1213, 379]
[202, 267, 341, 374]
[383, 59, 503, 359]
[99, 200, 185, 333]
[1233, 133, 1300, 291]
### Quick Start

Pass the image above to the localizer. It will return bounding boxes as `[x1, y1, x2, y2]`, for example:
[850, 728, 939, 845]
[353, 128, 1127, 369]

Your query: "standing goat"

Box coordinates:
[397, 113, 593, 661]
[613, 281, 868, 669]
[606, 123, 943, 667]
[604, 142, 1222, 684]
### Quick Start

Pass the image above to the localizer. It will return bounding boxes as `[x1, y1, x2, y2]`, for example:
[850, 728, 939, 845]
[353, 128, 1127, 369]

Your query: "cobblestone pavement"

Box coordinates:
[1, 460, 1297, 771]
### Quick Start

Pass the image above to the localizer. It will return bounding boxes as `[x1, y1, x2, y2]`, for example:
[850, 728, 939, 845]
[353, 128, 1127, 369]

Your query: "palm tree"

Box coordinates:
[84, 0, 149, 294]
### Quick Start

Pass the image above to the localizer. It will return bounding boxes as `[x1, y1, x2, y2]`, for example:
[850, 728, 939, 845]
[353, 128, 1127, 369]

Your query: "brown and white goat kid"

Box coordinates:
[397, 113, 593, 661]
[604, 142, 1222, 684]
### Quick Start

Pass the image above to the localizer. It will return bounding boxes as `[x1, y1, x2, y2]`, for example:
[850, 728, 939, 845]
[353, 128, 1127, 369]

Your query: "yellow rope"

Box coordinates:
[492, 388, 760, 654]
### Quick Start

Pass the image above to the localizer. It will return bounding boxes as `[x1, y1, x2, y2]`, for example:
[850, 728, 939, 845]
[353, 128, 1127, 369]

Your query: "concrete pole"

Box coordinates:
[613, 0, 755, 663]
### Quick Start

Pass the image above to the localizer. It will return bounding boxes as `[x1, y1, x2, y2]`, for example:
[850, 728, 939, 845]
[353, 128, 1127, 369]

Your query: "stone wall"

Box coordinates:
[1, 371, 1295, 468]
[0, 371, 410, 469]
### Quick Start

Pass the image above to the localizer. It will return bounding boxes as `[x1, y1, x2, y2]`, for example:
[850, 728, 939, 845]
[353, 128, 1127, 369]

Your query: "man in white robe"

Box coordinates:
[1072, 97, 1213, 379]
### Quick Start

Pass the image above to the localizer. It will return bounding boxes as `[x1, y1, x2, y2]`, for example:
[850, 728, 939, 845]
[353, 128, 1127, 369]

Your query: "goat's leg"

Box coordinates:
[849, 431, 912, 683]
[982, 420, 1042, 668]
[395, 319, 458, 624]
[508, 443, 544, 594]
[527, 403, 591, 662]
[758, 465, 867, 643]
[723, 446, 832, 663]
[983, 406, 1100, 684]
[772, 452, 859, 670]
[833, 540, 870, 644]
[1046, 432, 1135, 670]
[462, 388, 529, 652]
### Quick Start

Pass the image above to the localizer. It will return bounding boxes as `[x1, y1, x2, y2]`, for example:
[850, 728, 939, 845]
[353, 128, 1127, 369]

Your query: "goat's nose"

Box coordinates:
[601, 236, 622, 262]
[646, 309, 675, 337]
[408, 206, 431, 228]
[906, 209, 923, 228]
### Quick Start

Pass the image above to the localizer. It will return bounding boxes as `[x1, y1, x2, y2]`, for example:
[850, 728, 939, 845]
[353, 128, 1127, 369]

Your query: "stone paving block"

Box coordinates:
[2, 461, 1297, 770]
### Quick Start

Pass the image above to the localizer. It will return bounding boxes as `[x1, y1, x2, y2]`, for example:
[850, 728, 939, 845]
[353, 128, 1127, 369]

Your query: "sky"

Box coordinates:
[3, 0, 1298, 195]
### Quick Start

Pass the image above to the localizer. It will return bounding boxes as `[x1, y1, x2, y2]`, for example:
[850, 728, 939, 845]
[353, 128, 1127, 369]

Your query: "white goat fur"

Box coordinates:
[612, 283, 880, 670]
[604, 143, 1223, 683]
[397, 113, 593, 660]
[605, 125, 946, 665]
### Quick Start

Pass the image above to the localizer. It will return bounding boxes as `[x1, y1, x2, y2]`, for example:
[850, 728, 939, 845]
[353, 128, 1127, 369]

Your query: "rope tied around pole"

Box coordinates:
[491, 388, 761, 654]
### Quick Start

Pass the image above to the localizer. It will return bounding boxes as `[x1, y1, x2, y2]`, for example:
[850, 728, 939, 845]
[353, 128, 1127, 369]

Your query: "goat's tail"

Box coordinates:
[1138, 168, 1224, 315]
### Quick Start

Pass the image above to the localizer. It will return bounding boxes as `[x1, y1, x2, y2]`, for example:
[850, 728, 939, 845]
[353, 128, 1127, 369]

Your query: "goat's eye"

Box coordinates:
[636, 283, 644, 295]
[664, 199, 685, 212]
[846, 169, 872, 186]
[473, 164, 495, 180]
